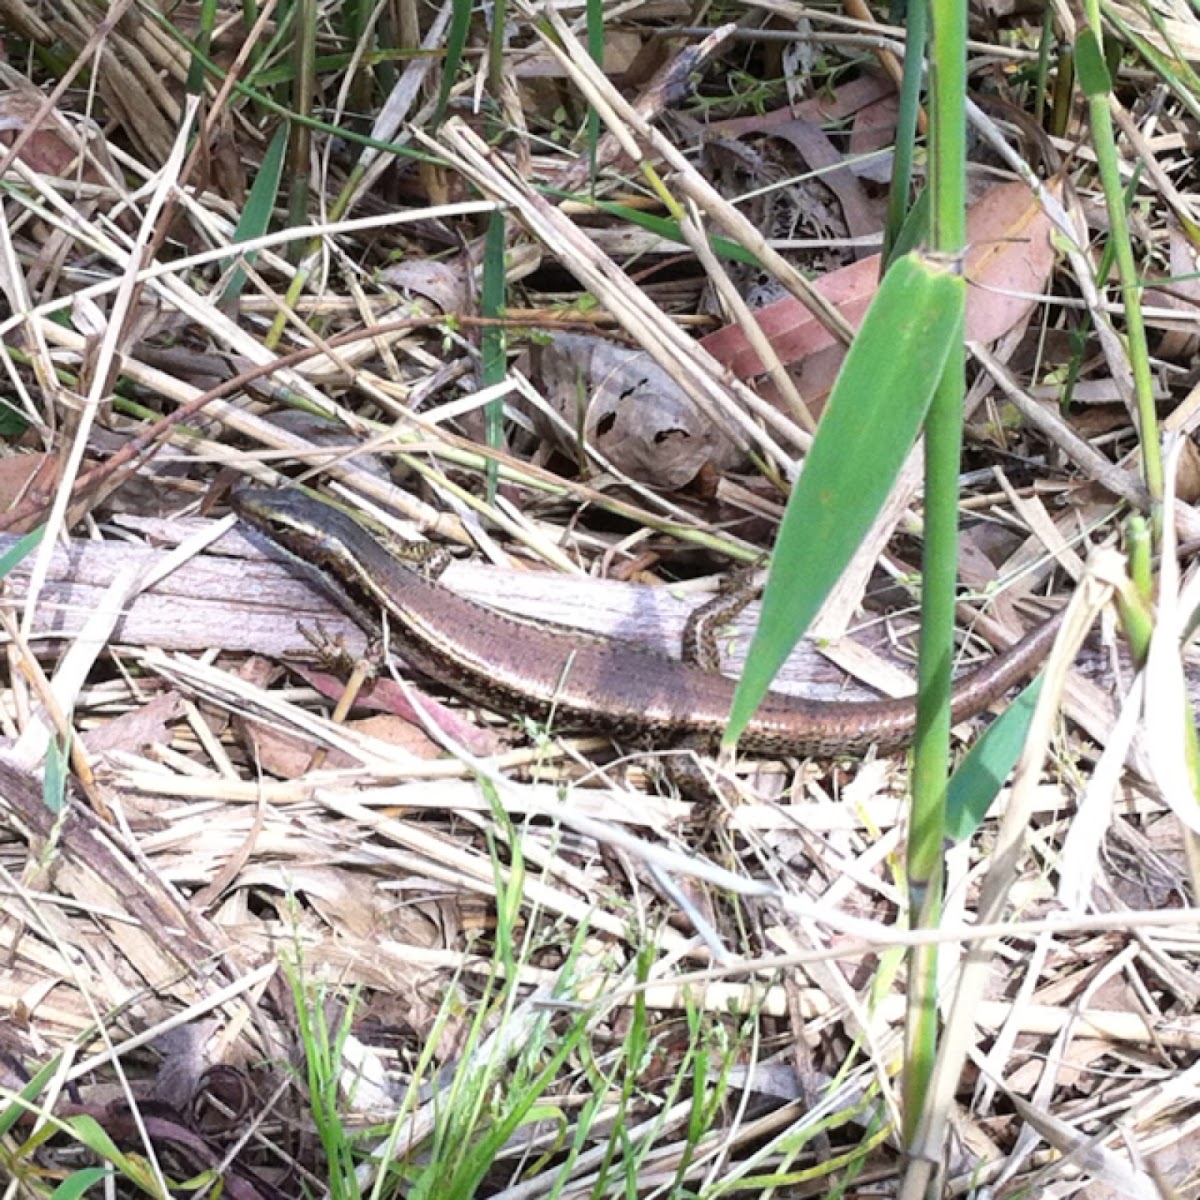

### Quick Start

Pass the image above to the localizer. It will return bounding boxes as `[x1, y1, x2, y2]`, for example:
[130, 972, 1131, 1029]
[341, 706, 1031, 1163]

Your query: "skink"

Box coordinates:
[232, 487, 1063, 757]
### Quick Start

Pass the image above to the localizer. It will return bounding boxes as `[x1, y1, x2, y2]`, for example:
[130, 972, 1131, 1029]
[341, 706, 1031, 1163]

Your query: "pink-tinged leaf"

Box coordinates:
[293, 666, 504, 756]
[701, 181, 1057, 406]
[848, 93, 900, 164]
[704, 73, 895, 138]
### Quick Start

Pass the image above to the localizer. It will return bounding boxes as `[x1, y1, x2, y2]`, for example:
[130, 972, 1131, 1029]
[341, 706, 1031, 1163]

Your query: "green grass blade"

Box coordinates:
[888, 186, 930, 262]
[184, 0, 218, 95]
[0, 524, 44, 579]
[1075, 28, 1112, 95]
[481, 209, 508, 499]
[538, 189, 761, 264]
[725, 252, 965, 748]
[882, 0, 925, 265]
[62, 1116, 136, 1177]
[44, 735, 69, 814]
[0, 1052, 62, 1137]
[944, 674, 1044, 843]
[433, 0, 473, 129]
[283, 0, 318, 251]
[50, 1169, 112, 1199]
[219, 122, 288, 305]
[585, 0, 603, 190]
[1076, 18, 1163, 515]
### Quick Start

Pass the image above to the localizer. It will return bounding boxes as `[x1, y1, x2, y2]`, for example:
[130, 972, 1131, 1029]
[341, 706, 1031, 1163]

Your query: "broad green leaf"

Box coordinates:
[725, 252, 964, 748]
[1075, 30, 1112, 97]
[888, 186, 930, 262]
[63, 1115, 124, 1162]
[50, 1168, 112, 1199]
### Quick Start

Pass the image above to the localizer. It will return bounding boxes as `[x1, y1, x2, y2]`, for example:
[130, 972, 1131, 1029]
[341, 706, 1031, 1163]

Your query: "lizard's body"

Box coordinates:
[232, 488, 1061, 757]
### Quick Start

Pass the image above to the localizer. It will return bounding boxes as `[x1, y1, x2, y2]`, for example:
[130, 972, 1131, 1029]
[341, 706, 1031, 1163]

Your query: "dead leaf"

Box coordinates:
[704, 73, 895, 139]
[762, 120, 882, 253]
[294, 666, 504, 757]
[348, 712, 443, 760]
[378, 259, 470, 314]
[1145, 221, 1200, 360]
[84, 692, 186, 758]
[511, 31, 642, 78]
[962, 180, 1061, 343]
[152, 1020, 220, 1109]
[1109, 1, 1200, 63]
[848, 94, 900, 183]
[0, 454, 59, 530]
[1174, 437, 1200, 504]
[240, 660, 502, 776]
[1008, 1092, 1160, 1199]
[241, 715, 347, 778]
[0, 87, 107, 183]
[533, 332, 743, 487]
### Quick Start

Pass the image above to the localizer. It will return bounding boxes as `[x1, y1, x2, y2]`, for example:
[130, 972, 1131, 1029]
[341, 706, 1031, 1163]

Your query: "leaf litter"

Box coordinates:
[0, 2, 1196, 1196]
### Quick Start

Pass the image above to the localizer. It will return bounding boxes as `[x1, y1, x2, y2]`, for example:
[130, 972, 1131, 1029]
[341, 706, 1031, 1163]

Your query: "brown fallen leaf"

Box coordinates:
[532, 332, 744, 487]
[0, 85, 110, 183]
[761, 120, 882, 255]
[378, 258, 470, 315]
[703, 73, 895, 139]
[241, 713, 358, 778]
[83, 692, 186, 759]
[0, 453, 62, 531]
[1145, 220, 1200, 361]
[347, 712, 445, 761]
[848, 93, 900, 180]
